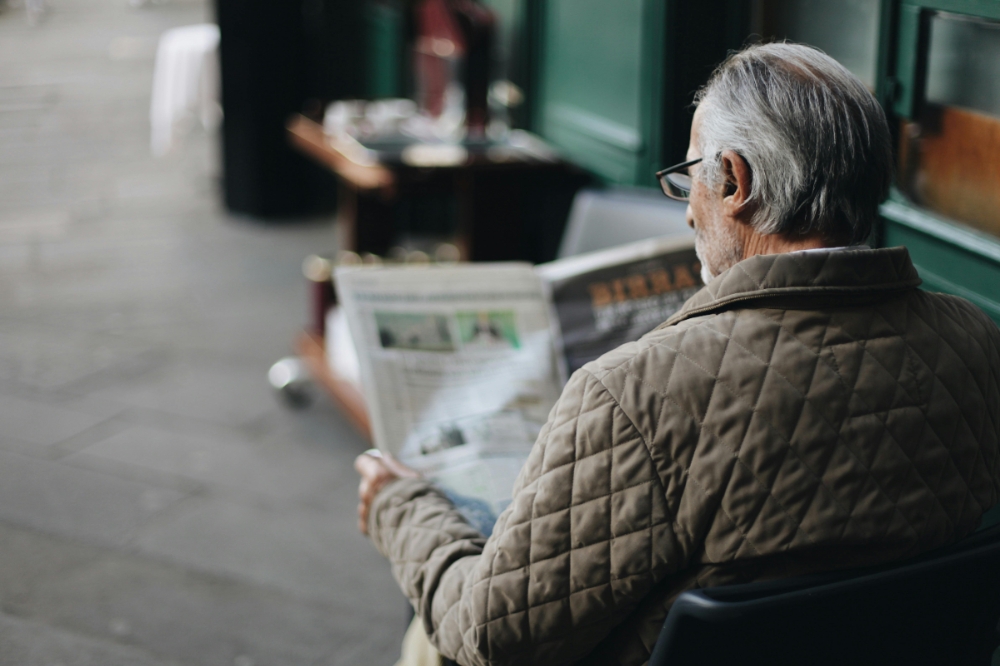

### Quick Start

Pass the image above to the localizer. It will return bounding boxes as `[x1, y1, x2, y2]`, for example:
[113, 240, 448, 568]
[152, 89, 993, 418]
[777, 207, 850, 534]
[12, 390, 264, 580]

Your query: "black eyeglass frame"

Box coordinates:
[655, 157, 702, 201]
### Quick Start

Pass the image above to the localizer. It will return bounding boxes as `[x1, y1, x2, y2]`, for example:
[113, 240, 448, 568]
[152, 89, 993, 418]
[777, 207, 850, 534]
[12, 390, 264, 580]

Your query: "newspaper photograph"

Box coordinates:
[335, 264, 562, 514]
[537, 236, 703, 376]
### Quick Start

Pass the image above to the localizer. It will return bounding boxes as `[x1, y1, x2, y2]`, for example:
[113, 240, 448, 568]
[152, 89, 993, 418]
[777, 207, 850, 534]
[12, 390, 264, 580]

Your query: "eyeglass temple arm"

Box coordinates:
[655, 157, 703, 178]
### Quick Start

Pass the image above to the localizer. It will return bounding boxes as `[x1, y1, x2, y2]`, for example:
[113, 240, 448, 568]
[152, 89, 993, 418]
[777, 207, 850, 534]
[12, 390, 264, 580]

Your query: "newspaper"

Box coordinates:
[335, 264, 562, 514]
[537, 236, 702, 377]
[334, 237, 701, 514]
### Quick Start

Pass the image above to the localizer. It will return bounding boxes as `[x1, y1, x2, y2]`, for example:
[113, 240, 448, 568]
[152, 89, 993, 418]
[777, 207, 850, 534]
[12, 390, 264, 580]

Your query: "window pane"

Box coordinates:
[759, 0, 880, 88]
[898, 12, 1000, 238]
[926, 12, 1000, 118]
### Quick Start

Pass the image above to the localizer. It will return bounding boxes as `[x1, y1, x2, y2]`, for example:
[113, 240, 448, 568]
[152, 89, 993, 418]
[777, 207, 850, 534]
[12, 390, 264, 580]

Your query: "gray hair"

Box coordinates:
[694, 42, 892, 244]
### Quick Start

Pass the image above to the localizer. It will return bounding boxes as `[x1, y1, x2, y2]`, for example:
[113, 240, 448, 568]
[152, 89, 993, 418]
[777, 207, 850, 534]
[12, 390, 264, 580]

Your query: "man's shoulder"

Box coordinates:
[914, 289, 1000, 336]
[574, 288, 1000, 415]
[896, 289, 1000, 371]
[581, 310, 734, 385]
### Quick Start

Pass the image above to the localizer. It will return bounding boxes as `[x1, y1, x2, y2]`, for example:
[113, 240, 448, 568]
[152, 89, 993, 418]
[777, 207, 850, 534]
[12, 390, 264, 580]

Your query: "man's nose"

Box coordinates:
[686, 205, 694, 229]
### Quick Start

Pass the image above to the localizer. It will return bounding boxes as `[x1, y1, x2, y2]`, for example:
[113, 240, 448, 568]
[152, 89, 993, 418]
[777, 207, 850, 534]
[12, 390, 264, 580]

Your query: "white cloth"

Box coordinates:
[394, 616, 442, 666]
[150, 23, 221, 157]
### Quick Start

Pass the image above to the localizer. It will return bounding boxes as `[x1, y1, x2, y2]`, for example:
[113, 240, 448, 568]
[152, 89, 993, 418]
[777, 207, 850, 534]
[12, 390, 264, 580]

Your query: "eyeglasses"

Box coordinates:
[655, 157, 702, 201]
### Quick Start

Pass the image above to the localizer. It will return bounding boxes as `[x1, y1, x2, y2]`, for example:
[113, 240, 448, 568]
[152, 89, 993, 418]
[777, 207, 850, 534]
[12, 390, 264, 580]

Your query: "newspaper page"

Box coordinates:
[335, 264, 562, 514]
[536, 236, 703, 377]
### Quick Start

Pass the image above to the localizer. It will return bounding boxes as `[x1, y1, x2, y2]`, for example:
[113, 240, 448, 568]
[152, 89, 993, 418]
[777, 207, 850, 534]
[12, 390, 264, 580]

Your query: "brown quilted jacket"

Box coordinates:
[369, 247, 1000, 666]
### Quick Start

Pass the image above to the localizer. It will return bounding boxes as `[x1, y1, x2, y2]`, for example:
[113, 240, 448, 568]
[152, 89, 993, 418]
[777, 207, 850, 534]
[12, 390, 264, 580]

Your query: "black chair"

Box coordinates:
[650, 526, 1000, 666]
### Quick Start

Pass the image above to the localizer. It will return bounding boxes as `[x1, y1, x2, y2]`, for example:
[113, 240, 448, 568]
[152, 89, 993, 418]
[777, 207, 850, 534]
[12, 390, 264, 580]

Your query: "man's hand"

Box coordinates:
[354, 450, 420, 535]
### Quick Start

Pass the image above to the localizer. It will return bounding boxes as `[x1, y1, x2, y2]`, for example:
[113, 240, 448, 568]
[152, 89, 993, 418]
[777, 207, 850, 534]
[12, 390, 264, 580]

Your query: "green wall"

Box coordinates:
[882, 199, 1000, 322]
[366, 0, 406, 99]
[534, 0, 662, 185]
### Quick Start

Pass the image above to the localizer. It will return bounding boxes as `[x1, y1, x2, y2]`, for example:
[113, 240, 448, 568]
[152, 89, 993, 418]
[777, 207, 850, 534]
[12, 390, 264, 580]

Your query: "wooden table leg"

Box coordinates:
[294, 331, 372, 441]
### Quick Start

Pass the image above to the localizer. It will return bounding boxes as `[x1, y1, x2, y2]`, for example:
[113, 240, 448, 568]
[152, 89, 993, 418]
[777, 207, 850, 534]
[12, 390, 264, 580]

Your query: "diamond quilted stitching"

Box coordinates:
[462, 369, 678, 642]
[528, 508, 571, 564]
[571, 453, 612, 504]
[610, 528, 654, 580]
[760, 313, 953, 538]
[531, 465, 574, 518]
[875, 301, 995, 511]
[789, 306, 989, 532]
[568, 524, 611, 575]
[570, 495, 611, 548]
[611, 435, 654, 493]
[718, 314, 931, 542]
[616, 326, 828, 550]
[367, 248, 1000, 666]
[527, 552, 571, 607]
[610, 480, 655, 536]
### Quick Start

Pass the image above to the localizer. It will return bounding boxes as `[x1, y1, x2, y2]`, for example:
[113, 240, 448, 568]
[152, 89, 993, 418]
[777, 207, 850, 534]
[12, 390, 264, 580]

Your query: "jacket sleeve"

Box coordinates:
[368, 368, 684, 666]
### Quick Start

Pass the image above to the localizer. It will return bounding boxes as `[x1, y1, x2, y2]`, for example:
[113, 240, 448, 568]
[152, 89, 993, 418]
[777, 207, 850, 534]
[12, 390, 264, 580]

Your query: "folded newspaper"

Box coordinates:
[335, 236, 701, 517]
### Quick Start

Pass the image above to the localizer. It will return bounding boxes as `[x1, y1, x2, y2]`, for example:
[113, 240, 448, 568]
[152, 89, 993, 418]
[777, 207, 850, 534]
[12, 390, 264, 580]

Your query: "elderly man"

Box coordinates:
[355, 43, 1000, 666]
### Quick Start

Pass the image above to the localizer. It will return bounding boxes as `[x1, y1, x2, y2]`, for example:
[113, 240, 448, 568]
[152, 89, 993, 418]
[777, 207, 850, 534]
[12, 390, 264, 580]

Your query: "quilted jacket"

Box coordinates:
[369, 246, 1000, 666]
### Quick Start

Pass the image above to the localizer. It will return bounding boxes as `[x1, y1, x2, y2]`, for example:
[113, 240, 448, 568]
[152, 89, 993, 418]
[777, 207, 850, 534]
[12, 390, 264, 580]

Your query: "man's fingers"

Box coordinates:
[358, 501, 369, 535]
[354, 450, 409, 537]
[354, 452, 382, 476]
[359, 478, 380, 506]
[356, 468, 379, 535]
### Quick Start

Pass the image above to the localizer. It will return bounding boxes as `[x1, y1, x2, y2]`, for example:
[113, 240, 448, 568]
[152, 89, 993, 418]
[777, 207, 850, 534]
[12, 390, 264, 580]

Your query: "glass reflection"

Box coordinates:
[758, 0, 880, 88]
[898, 12, 1000, 238]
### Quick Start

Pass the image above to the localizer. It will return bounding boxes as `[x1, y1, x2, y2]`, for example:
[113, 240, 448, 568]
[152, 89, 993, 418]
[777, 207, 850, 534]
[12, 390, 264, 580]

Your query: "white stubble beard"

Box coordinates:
[694, 221, 744, 285]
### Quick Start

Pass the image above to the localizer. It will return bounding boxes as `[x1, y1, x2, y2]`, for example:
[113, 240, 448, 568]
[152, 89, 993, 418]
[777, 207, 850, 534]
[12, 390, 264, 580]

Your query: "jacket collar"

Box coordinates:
[663, 246, 922, 327]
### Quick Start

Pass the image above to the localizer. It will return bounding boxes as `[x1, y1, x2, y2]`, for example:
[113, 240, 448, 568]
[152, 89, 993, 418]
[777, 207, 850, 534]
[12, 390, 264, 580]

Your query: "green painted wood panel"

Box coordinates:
[366, 1, 405, 99]
[534, 0, 663, 185]
[881, 199, 1000, 323]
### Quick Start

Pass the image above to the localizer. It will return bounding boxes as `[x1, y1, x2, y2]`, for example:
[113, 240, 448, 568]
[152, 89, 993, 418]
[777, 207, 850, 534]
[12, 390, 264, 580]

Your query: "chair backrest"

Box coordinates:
[650, 527, 1000, 666]
[557, 187, 691, 258]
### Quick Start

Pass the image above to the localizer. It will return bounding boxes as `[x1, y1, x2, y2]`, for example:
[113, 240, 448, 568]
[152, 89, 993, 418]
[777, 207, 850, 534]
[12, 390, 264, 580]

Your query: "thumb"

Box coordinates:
[380, 452, 420, 479]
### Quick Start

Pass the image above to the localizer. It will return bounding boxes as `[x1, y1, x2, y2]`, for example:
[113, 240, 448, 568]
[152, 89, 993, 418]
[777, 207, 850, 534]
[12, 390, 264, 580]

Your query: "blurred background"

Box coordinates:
[0, 0, 997, 663]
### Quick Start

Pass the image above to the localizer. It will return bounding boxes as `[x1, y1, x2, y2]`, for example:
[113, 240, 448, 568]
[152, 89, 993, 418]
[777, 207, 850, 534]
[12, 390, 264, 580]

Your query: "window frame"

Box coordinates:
[876, 0, 1000, 322]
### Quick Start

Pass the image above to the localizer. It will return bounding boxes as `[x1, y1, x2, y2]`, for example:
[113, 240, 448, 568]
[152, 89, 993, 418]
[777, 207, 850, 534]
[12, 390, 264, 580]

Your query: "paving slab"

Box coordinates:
[0, 612, 189, 666]
[129, 490, 401, 607]
[0, 521, 405, 666]
[86, 358, 283, 428]
[0, 449, 188, 546]
[68, 422, 354, 507]
[0, 0, 411, 661]
[0, 319, 161, 392]
[0, 392, 112, 450]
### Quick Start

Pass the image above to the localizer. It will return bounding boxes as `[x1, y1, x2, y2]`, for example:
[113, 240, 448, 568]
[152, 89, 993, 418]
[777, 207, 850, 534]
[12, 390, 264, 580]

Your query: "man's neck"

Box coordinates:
[742, 230, 832, 259]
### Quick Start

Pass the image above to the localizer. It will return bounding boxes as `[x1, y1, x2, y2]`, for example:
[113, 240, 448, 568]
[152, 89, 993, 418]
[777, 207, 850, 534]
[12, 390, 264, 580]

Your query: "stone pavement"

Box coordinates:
[0, 0, 409, 663]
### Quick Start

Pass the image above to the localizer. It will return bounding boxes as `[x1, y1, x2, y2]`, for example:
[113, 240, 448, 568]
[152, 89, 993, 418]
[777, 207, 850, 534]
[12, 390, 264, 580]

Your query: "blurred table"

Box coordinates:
[287, 114, 590, 262]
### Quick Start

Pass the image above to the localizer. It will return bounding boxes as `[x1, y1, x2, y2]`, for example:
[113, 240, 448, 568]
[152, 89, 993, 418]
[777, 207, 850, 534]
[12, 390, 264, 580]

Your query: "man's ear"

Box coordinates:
[719, 150, 753, 219]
